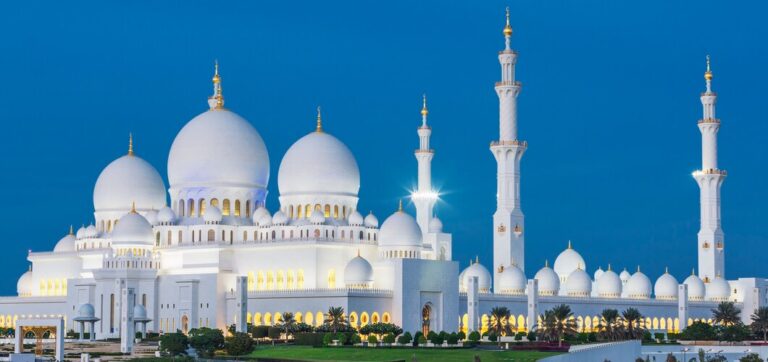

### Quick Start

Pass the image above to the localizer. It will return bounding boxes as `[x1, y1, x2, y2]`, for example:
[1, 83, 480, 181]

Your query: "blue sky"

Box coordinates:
[1, 1, 766, 295]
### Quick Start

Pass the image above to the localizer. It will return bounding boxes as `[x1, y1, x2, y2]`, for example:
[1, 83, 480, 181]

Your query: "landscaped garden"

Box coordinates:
[248, 345, 558, 362]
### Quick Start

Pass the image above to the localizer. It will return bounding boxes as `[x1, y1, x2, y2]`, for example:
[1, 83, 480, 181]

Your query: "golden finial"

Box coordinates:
[68, 225, 74, 235]
[704, 55, 713, 81]
[607, 263, 612, 271]
[127, 133, 134, 156]
[208, 60, 224, 110]
[567, 240, 572, 249]
[316, 106, 323, 133]
[544, 259, 549, 268]
[420, 94, 428, 117]
[577, 263, 583, 270]
[131, 201, 137, 214]
[397, 199, 403, 212]
[503, 7, 513, 37]
[213, 60, 221, 83]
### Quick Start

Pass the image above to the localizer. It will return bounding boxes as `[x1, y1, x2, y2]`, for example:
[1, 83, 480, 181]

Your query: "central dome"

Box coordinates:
[278, 130, 360, 198]
[168, 109, 270, 190]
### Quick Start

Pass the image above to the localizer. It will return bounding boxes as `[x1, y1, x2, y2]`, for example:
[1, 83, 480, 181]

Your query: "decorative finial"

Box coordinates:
[704, 55, 713, 81]
[544, 259, 549, 268]
[131, 201, 137, 214]
[607, 263, 612, 271]
[475, 255, 479, 264]
[692, 268, 696, 276]
[316, 106, 323, 133]
[421, 93, 429, 117]
[398, 199, 403, 212]
[503, 7, 512, 37]
[665, 266, 669, 274]
[69, 225, 74, 235]
[357, 249, 360, 257]
[127, 133, 134, 156]
[28, 264, 32, 271]
[636, 265, 641, 273]
[567, 240, 572, 249]
[208, 60, 224, 110]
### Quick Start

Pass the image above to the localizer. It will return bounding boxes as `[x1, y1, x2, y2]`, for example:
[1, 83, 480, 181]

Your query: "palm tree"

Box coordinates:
[489, 306, 513, 337]
[324, 307, 347, 333]
[750, 306, 768, 341]
[280, 312, 296, 339]
[550, 304, 577, 347]
[535, 310, 557, 342]
[712, 302, 741, 326]
[621, 308, 644, 339]
[596, 309, 621, 341]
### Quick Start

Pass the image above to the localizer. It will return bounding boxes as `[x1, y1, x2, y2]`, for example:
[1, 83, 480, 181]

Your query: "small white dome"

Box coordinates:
[93, 154, 166, 213]
[76, 226, 86, 240]
[309, 209, 326, 224]
[428, 217, 443, 233]
[77, 303, 96, 319]
[595, 269, 622, 298]
[497, 265, 527, 295]
[271, 211, 288, 225]
[626, 268, 652, 299]
[134, 304, 148, 319]
[344, 255, 374, 287]
[683, 273, 705, 301]
[348, 210, 364, 226]
[706, 276, 731, 302]
[17, 270, 33, 296]
[565, 268, 592, 297]
[252, 207, 270, 224]
[168, 109, 270, 192]
[54, 230, 76, 252]
[364, 212, 379, 228]
[144, 209, 159, 225]
[461, 261, 492, 293]
[378, 210, 422, 248]
[278, 131, 359, 198]
[619, 268, 631, 284]
[111, 212, 154, 246]
[258, 214, 273, 227]
[84, 225, 99, 239]
[654, 270, 679, 300]
[157, 207, 176, 224]
[534, 263, 560, 296]
[554, 242, 586, 282]
[594, 267, 604, 281]
[204, 206, 222, 224]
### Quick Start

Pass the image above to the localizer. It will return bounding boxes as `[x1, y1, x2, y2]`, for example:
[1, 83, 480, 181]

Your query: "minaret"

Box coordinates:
[693, 55, 726, 282]
[491, 7, 526, 288]
[414, 94, 436, 235]
[208, 60, 224, 110]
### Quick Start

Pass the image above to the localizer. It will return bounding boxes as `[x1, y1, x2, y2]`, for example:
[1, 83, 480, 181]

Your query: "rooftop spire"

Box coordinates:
[208, 60, 225, 110]
[704, 55, 713, 93]
[503, 7, 512, 50]
[316, 106, 323, 133]
[398, 199, 403, 212]
[665, 266, 669, 274]
[131, 201, 137, 214]
[567, 240, 572, 249]
[544, 259, 549, 267]
[127, 133, 134, 156]
[421, 93, 429, 116]
[69, 225, 74, 235]
[475, 255, 479, 264]
[607, 263, 612, 271]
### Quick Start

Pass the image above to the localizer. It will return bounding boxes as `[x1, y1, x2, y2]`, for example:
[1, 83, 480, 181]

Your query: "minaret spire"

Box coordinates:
[208, 60, 224, 110]
[127, 133, 134, 156]
[492, 7, 526, 287]
[414, 94, 437, 238]
[315, 106, 323, 133]
[693, 55, 726, 281]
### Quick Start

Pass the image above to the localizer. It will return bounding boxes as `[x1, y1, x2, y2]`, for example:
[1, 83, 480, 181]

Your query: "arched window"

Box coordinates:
[221, 230, 225, 240]
[297, 205, 303, 219]
[333, 205, 339, 219]
[343, 206, 347, 218]
[297, 270, 305, 289]
[234, 200, 241, 217]
[178, 200, 185, 217]
[324, 205, 331, 218]
[156, 232, 160, 246]
[198, 198, 206, 216]
[178, 231, 182, 245]
[107, 220, 112, 232]
[314, 229, 321, 238]
[271, 230, 276, 239]
[359, 231, 364, 239]
[230, 230, 234, 243]
[257, 271, 265, 290]
[267, 271, 275, 290]
[243, 231, 247, 241]
[207, 229, 215, 242]
[188, 199, 195, 217]
[222, 199, 231, 216]
[327, 269, 336, 288]
[315, 204, 321, 212]
[245, 200, 251, 218]
[305, 204, 312, 218]
[167, 231, 172, 245]
[289, 205, 294, 219]
[211, 198, 219, 208]
[254, 231, 258, 241]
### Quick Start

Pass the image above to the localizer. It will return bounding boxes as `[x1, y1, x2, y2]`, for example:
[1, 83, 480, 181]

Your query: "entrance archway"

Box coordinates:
[181, 315, 189, 334]
[422, 303, 433, 336]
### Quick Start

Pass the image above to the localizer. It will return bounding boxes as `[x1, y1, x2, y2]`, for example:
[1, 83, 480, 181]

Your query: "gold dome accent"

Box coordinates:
[315, 106, 323, 133]
[420, 94, 428, 117]
[127, 133, 134, 156]
[503, 7, 513, 37]
[397, 199, 403, 212]
[704, 55, 713, 81]
[130, 201, 137, 214]
[213, 60, 221, 84]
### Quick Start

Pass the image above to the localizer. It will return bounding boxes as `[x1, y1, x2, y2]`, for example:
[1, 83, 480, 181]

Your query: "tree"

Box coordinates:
[279, 312, 296, 339]
[680, 321, 717, 341]
[468, 331, 481, 342]
[188, 327, 225, 358]
[489, 306, 513, 337]
[537, 304, 577, 347]
[225, 332, 254, 356]
[159, 332, 189, 356]
[324, 307, 347, 333]
[751, 306, 768, 341]
[596, 309, 621, 341]
[397, 332, 412, 345]
[712, 302, 741, 326]
[621, 308, 645, 339]
[718, 324, 751, 342]
[740, 353, 764, 362]
[665, 353, 677, 362]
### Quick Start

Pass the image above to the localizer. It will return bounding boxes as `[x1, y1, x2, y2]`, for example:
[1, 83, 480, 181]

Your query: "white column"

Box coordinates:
[414, 95, 436, 237]
[120, 286, 135, 354]
[526, 280, 538, 332]
[677, 284, 688, 331]
[14, 325, 21, 354]
[235, 276, 248, 333]
[467, 276, 479, 333]
[56, 318, 65, 362]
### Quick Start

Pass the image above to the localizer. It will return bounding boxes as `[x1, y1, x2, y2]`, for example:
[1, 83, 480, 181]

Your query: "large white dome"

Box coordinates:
[111, 211, 154, 246]
[344, 255, 374, 288]
[625, 268, 652, 299]
[565, 268, 592, 297]
[460, 261, 491, 293]
[684, 273, 705, 301]
[93, 154, 166, 213]
[278, 131, 359, 198]
[17, 270, 33, 296]
[534, 263, 560, 296]
[378, 210, 422, 248]
[168, 109, 270, 190]
[553, 242, 586, 282]
[497, 265, 527, 295]
[595, 268, 622, 298]
[654, 269, 679, 300]
[53, 228, 76, 252]
[706, 276, 731, 302]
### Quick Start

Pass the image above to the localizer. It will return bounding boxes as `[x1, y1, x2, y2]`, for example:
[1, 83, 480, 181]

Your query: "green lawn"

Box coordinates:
[247, 345, 560, 362]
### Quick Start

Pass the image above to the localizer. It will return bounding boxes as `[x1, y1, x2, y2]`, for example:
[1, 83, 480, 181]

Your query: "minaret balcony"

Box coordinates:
[490, 139, 527, 147]
[414, 149, 435, 154]
[693, 168, 727, 176]
[698, 118, 720, 124]
[495, 80, 522, 87]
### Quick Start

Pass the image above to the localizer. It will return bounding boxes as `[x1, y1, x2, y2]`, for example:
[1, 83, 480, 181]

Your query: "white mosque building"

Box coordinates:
[0, 10, 766, 345]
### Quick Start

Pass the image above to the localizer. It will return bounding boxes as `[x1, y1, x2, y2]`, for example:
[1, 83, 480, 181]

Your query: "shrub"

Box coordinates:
[368, 334, 378, 344]
[335, 332, 347, 345]
[322, 333, 334, 346]
[577, 333, 589, 343]
[680, 321, 717, 341]
[159, 332, 189, 356]
[383, 333, 396, 344]
[289, 322, 314, 334]
[526, 331, 537, 341]
[417, 335, 427, 345]
[413, 332, 424, 346]
[267, 327, 282, 340]
[447, 333, 459, 345]
[719, 324, 751, 342]
[427, 331, 438, 340]
[294, 333, 325, 347]
[397, 332, 412, 345]
[457, 331, 466, 340]
[358, 323, 403, 337]
[251, 325, 269, 339]
[350, 333, 362, 344]
[588, 332, 597, 342]
[468, 331, 481, 342]
[430, 332, 444, 345]
[514, 332, 525, 341]
[188, 327, 224, 358]
[224, 332, 254, 356]
[740, 353, 763, 362]
[487, 333, 498, 342]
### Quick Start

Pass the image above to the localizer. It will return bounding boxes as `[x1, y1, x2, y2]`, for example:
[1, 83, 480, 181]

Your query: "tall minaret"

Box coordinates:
[414, 94, 436, 235]
[693, 55, 726, 282]
[491, 7, 527, 288]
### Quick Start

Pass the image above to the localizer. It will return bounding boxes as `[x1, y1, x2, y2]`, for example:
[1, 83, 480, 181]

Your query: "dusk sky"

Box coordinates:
[1, 1, 766, 295]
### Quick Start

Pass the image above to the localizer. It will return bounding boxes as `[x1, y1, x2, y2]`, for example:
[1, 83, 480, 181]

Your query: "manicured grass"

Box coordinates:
[248, 345, 560, 362]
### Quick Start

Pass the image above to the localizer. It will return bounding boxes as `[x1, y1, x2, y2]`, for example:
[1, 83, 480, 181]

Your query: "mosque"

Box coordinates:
[0, 9, 766, 347]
